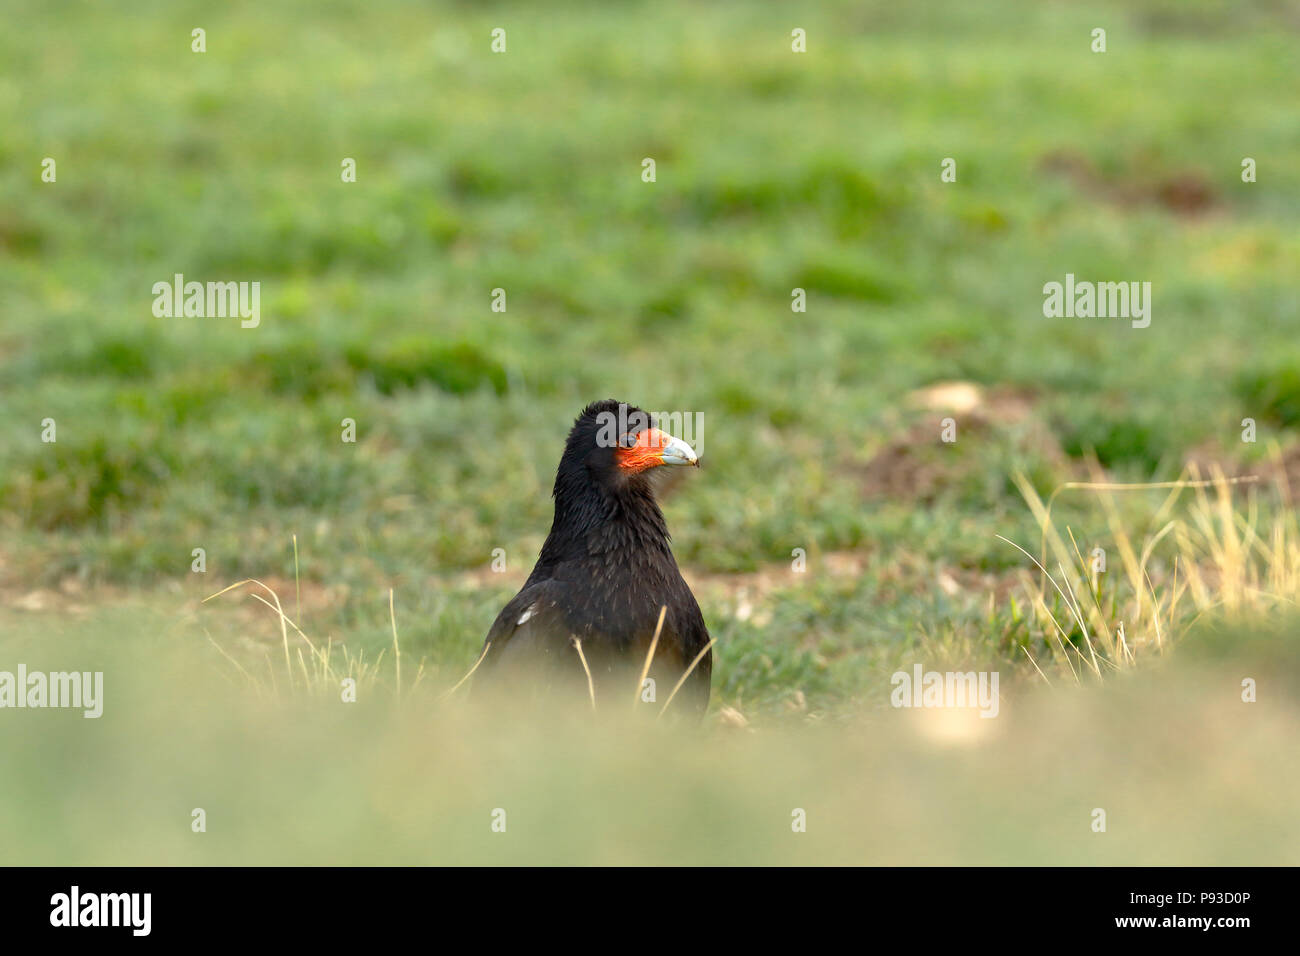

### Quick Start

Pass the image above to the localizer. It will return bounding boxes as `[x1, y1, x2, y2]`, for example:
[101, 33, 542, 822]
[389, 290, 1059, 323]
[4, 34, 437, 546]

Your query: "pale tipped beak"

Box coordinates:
[658, 433, 699, 467]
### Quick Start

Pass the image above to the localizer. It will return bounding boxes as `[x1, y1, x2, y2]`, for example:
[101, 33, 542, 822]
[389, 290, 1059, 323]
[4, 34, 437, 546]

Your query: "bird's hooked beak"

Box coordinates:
[657, 431, 700, 467]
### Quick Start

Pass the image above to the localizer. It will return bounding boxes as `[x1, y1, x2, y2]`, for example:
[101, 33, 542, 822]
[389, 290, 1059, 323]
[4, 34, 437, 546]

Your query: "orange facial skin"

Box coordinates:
[615, 428, 673, 472]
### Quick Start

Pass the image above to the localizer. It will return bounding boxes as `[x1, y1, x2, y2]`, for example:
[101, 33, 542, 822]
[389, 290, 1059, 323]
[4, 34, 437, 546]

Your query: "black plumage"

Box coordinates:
[474, 399, 711, 715]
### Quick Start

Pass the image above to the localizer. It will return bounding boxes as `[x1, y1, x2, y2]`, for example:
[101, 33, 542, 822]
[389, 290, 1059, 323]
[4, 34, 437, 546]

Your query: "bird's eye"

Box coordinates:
[619, 433, 638, 449]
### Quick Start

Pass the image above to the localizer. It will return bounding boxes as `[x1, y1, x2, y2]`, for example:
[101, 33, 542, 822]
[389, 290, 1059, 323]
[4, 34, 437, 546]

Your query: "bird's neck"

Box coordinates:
[540, 481, 673, 567]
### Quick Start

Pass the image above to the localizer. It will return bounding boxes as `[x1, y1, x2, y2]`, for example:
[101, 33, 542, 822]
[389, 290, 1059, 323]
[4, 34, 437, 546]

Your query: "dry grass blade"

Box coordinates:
[996, 534, 1090, 635]
[293, 533, 302, 628]
[389, 588, 401, 705]
[571, 637, 597, 711]
[204, 628, 260, 694]
[1020, 645, 1052, 687]
[633, 605, 667, 707]
[239, 592, 343, 686]
[438, 641, 491, 700]
[1057, 561, 1100, 677]
[203, 578, 294, 691]
[657, 639, 715, 719]
[245, 594, 316, 649]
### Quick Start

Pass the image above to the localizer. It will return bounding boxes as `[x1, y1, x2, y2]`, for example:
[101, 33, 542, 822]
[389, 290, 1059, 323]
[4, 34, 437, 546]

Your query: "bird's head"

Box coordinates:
[557, 399, 699, 498]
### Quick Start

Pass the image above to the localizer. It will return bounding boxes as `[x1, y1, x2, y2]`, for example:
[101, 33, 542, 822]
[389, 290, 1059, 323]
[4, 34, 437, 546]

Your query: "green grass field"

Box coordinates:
[2, 0, 1298, 864]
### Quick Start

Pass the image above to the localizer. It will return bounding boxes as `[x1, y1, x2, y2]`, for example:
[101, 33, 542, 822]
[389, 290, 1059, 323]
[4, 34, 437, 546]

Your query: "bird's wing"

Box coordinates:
[479, 578, 572, 666]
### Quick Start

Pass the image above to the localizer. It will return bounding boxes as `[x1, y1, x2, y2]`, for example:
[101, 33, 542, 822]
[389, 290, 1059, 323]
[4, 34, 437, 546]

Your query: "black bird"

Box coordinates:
[475, 400, 712, 716]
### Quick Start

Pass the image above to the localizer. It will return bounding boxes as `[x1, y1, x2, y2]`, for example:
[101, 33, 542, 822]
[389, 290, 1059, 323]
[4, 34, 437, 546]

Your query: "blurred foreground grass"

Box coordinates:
[0, 603, 1296, 865]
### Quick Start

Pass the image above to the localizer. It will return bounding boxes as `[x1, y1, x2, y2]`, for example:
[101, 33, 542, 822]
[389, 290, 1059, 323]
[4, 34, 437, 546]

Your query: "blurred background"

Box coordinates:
[1, 0, 1297, 864]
